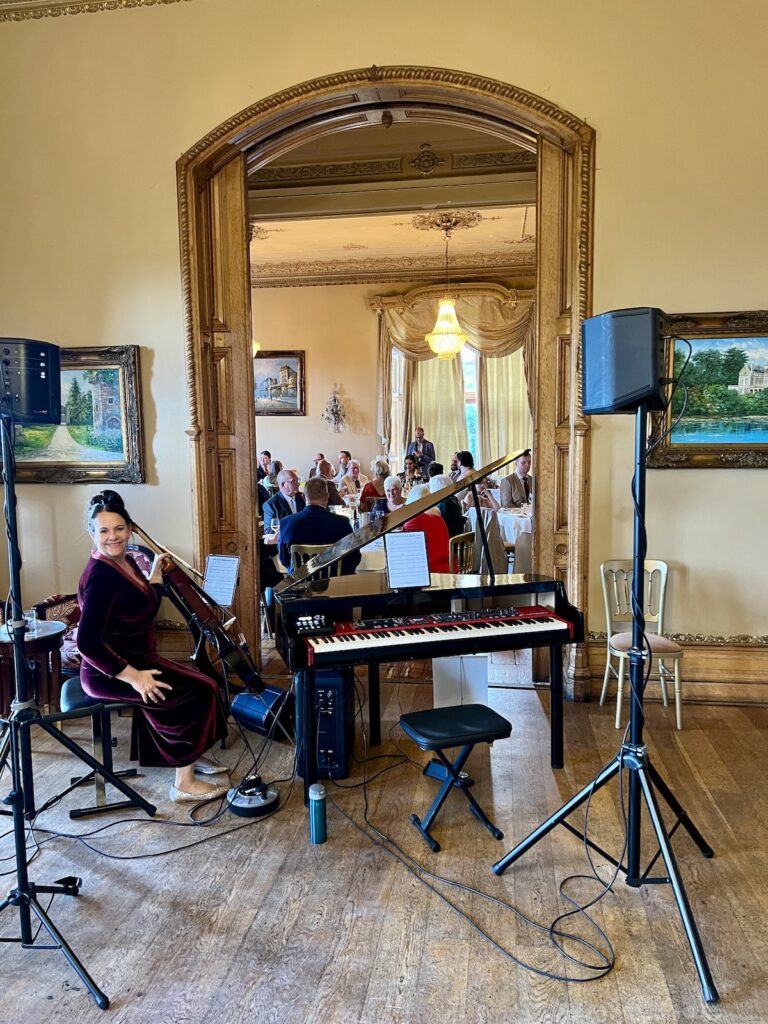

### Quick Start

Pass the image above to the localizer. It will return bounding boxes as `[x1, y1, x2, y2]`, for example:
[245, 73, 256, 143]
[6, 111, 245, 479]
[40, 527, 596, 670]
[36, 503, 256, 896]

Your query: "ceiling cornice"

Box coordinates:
[251, 251, 536, 289]
[0, 0, 189, 23]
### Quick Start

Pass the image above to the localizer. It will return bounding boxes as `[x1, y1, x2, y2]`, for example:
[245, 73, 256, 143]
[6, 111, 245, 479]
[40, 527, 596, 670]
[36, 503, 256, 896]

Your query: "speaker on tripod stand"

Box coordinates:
[491, 308, 719, 1005]
[0, 339, 155, 1011]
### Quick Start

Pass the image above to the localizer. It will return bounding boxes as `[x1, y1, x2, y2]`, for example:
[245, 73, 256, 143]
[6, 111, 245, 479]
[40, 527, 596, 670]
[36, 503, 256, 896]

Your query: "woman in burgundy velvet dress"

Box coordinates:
[78, 491, 228, 803]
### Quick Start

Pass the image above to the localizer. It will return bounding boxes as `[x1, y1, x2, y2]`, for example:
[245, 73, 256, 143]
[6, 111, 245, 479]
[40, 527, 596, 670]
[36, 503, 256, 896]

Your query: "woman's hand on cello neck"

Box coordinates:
[147, 552, 173, 585]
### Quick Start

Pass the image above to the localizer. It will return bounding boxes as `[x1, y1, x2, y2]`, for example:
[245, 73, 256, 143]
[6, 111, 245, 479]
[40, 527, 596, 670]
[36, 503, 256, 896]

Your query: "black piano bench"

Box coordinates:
[399, 703, 512, 852]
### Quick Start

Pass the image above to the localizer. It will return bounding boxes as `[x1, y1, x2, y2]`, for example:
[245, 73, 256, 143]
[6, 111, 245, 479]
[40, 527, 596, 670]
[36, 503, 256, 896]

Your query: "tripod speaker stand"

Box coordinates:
[491, 402, 718, 1004]
[0, 352, 156, 1010]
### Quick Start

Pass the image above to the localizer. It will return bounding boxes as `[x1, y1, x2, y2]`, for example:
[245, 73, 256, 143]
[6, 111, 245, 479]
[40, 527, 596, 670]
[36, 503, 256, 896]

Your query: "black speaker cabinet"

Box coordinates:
[582, 307, 667, 415]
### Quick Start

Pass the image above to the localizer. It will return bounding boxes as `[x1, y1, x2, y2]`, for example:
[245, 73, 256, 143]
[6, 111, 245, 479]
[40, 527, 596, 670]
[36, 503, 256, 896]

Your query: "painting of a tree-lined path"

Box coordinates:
[14, 368, 126, 463]
[672, 337, 768, 444]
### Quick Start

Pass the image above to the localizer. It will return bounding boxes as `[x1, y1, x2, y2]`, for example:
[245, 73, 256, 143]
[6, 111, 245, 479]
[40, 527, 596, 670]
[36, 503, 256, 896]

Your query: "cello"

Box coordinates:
[130, 522, 264, 697]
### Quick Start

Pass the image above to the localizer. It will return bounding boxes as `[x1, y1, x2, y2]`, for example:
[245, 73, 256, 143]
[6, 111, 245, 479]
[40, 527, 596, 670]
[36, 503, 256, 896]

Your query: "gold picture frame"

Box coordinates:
[648, 310, 768, 469]
[13, 345, 145, 483]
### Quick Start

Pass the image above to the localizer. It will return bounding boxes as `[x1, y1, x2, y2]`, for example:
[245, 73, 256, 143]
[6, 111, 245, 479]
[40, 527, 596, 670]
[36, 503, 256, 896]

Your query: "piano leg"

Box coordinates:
[367, 664, 381, 747]
[549, 643, 564, 769]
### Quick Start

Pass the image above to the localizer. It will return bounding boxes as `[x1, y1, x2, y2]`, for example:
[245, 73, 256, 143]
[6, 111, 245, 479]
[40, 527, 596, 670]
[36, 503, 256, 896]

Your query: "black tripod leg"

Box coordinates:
[646, 761, 713, 859]
[27, 895, 109, 1010]
[636, 766, 719, 1004]
[36, 720, 155, 817]
[493, 755, 621, 875]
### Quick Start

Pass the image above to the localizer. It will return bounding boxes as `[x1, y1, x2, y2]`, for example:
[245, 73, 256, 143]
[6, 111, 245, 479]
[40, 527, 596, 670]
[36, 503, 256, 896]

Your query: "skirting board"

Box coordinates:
[587, 638, 768, 705]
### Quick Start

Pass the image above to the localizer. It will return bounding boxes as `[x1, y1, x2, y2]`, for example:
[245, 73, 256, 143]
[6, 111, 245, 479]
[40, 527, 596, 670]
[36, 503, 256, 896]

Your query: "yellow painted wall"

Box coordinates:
[1, 0, 766, 637]
[252, 285, 387, 478]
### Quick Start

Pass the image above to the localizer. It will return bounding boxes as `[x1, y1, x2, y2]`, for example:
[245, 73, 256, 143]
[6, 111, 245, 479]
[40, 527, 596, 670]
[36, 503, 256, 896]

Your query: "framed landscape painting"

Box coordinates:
[648, 310, 768, 469]
[253, 350, 305, 416]
[14, 345, 145, 483]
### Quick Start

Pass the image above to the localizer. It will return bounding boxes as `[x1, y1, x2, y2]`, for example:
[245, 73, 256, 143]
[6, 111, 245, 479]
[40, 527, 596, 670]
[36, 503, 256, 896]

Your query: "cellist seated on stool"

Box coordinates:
[77, 490, 230, 803]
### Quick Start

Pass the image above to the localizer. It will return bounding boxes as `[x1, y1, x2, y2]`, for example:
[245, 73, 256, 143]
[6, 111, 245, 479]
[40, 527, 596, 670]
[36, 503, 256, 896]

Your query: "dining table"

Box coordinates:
[466, 506, 533, 573]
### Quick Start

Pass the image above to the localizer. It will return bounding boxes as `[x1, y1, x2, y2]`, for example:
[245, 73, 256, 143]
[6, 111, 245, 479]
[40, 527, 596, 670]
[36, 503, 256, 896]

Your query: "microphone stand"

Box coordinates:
[490, 403, 719, 1004]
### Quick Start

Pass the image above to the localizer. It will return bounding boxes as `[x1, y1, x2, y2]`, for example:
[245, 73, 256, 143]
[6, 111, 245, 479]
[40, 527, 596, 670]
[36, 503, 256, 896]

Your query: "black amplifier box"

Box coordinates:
[296, 668, 355, 780]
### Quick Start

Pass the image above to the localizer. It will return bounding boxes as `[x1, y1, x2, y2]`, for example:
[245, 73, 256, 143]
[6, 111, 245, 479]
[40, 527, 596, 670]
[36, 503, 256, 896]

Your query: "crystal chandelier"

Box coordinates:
[423, 218, 471, 360]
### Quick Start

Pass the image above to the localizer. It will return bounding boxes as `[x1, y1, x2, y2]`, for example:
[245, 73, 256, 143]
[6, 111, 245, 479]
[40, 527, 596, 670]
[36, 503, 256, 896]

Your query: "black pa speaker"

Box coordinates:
[581, 308, 667, 415]
[0, 338, 61, 424]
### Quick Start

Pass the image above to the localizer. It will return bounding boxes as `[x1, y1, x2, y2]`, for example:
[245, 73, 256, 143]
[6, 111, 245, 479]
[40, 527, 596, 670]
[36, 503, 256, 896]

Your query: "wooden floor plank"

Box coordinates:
[2, 678, 767, 1023]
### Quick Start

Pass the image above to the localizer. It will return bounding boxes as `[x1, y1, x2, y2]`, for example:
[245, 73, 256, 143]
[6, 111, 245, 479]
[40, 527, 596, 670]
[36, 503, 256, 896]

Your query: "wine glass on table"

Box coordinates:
[269, 517, 279, 537]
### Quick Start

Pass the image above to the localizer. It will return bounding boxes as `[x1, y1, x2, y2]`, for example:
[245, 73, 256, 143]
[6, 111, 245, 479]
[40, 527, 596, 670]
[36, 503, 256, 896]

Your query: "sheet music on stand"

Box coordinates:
[204, 554, 240, 608]
[384, 531, 430, 590]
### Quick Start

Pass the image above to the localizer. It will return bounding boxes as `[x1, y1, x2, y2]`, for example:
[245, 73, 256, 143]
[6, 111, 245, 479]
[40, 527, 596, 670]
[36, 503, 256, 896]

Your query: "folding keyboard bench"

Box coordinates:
[399, 703, 512, 852]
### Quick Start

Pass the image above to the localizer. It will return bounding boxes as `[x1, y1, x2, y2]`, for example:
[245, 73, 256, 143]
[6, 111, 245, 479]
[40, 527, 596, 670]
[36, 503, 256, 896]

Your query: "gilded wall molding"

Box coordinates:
[588, 630, 768, 647]
[250, 251, 536, 288]
[0, 0, 189, 21]
[453, 150, 537, 170]
[251, 158, 402, 183]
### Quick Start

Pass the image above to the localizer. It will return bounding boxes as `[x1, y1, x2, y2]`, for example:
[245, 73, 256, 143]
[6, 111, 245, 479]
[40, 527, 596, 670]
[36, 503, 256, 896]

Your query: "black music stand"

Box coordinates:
[491, 404, 718, 1004]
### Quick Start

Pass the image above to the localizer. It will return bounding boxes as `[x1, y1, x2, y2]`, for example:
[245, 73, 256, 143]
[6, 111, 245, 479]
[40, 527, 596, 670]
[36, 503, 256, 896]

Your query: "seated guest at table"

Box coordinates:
[455, 450, 475, 482]
[307, 452, 325, 479]
[278, 477, 361, 575]
[334, 450, 352, 485]
[448, 452, 461, 481]
[406, 426, 436, 474]
[360, 459, 389, 511]
[398, 454, 423, 495]
[429, 474, 466, 538]
[257, 449, 271, 481]
[383, 475, 406, 512]
[265, 459, 283, 491]
[462, 475, 500, 512]
[263, 469, 305, 526]
[317, 459, 345, 506]
[77, 490, 229, 803]
[500, 451, 533, 508]
[402, 484, 450, 573]
[339, 459, 369, 497]
[426, 461, 444, 478]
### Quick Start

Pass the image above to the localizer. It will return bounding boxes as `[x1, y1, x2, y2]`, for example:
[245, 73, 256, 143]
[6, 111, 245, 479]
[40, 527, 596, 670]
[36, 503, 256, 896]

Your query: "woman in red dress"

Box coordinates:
[77, 491, 228, 803]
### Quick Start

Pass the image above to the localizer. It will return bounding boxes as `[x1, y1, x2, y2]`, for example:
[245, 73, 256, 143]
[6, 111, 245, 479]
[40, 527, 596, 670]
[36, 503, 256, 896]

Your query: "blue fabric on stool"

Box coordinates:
[60, 675, 98, 713]
[400, 703, 511, 749]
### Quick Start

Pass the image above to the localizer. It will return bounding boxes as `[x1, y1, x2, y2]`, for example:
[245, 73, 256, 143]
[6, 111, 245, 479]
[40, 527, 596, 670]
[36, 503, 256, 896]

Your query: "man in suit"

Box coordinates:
[317, 459, 345, 506]
[406, 426, 436, 474]
[500, 451, 533, 508]
[334, 449, 351, 485]
[307, 452, 325, 479]
[263, 469, 306, 524]
[278, 477, 361, 575]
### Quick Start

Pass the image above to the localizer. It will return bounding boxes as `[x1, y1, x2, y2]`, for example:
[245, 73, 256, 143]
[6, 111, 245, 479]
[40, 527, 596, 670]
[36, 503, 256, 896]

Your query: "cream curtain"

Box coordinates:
[477, 348, 533, 464]
[373, 283, 535, 467]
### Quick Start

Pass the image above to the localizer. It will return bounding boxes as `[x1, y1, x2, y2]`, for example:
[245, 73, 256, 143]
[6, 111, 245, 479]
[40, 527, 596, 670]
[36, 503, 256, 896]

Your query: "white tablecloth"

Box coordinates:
[466, 507, 533, 573]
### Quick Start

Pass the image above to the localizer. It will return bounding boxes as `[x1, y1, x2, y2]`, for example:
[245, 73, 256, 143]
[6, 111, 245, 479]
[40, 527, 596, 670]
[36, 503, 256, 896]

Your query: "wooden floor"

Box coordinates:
[1, 671, 767, 1023]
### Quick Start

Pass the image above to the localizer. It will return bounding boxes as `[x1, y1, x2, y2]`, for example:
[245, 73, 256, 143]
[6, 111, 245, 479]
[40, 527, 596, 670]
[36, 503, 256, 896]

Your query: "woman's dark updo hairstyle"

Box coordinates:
[86, 490, 132, 529]
[456, 450, 474, 469]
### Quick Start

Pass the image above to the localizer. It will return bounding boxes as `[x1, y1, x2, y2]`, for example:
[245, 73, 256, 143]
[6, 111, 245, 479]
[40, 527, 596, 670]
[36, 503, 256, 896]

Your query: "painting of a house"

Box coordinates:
[254, 351, 305, 415]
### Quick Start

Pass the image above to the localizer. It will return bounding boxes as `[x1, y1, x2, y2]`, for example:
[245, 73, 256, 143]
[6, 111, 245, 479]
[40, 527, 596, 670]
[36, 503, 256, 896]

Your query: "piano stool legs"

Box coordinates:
[410, 744, 503, 853]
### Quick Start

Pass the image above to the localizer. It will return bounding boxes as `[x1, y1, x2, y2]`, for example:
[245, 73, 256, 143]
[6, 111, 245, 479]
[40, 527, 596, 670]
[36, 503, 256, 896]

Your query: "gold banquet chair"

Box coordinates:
[291, 543, 345, 578]
[599, 559, 684, 730]
[448, 531, 475, 574]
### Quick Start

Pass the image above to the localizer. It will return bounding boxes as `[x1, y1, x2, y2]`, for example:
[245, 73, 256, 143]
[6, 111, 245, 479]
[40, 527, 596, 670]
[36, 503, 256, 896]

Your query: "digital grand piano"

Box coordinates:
[273, 452, 584, 800]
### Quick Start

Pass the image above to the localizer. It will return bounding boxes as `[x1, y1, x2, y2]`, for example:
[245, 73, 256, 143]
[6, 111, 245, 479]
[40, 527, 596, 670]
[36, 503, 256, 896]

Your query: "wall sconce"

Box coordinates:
[321, 383, 348, 433]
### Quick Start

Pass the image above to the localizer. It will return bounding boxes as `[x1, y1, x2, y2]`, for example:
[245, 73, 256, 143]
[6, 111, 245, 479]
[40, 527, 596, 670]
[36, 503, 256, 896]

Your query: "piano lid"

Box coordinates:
[274, 448, 529, 595]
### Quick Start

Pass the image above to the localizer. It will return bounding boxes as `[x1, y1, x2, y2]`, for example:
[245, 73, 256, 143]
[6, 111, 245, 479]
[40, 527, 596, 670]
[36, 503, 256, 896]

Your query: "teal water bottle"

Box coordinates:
[309, 783, 327, 844]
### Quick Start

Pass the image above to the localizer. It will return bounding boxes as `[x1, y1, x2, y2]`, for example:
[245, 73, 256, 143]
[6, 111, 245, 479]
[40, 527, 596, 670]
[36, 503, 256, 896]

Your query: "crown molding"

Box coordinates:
[0, 0, 189, 21]
[251, 251, 536, 288]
